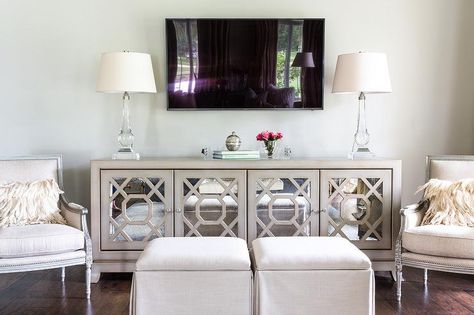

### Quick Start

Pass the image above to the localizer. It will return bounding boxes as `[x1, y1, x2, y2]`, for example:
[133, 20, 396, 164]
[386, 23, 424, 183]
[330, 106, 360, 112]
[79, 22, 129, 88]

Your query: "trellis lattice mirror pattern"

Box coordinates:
[248, 171, 319, 241]
[166, 18, 324, 110]
[322, 170, 392, 249]
[175, 171, 247, 238]
[181, 177, 239, 237]
[107, 178, 168, 241]
[91, 160, 401, 279]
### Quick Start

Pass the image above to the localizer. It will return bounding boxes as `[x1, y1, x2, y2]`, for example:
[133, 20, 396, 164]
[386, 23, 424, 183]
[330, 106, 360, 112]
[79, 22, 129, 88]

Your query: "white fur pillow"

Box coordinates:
[417, 178, 474, 227]
[0, 179, 66, 227]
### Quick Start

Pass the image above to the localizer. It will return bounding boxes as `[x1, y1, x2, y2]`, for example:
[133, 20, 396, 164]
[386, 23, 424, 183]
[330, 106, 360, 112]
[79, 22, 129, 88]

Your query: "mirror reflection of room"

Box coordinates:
[167, 19, 324, 109]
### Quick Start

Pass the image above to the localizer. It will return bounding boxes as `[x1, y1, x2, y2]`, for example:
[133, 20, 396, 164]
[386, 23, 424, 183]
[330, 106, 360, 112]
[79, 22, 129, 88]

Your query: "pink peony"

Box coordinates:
[256, 131, 283, 141]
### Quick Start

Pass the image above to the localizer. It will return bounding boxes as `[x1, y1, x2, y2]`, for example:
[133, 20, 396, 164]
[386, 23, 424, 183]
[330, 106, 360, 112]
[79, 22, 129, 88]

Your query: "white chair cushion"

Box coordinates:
[252, 237, 371, 271]
[0, 224, 84, 258]
[403, 225, 474, 259]
[136, 237, 250, 271]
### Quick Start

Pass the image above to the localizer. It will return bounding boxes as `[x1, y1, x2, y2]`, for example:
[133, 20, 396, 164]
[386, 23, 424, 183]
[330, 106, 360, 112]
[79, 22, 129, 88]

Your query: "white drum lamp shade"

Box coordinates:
[97, 52, 156, 93]
[332, 52, 391, 94]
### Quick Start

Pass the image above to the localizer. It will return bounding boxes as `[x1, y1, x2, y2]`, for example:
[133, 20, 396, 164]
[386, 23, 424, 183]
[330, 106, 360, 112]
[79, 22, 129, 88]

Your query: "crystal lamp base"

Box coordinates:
[112, 150, 140, 160]
[348, 147, 375, 160]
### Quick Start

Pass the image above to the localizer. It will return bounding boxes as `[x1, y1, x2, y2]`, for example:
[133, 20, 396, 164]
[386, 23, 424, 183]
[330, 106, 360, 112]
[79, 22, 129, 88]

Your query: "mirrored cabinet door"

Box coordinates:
[174, 170, 246, 239]
[248, 170, 319, 243]
[320, 170, 392, 249]
[100, 170, 173, 250]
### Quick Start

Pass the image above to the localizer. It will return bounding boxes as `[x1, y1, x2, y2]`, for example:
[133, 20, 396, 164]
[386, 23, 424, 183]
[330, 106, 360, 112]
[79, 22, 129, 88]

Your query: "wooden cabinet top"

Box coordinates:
[91, 157, 401, 170]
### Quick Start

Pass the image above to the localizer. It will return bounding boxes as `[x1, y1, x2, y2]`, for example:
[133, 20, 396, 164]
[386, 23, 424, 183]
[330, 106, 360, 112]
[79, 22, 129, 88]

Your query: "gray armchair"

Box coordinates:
[0, 155, 92, 299]
[396, 155, 474, 301]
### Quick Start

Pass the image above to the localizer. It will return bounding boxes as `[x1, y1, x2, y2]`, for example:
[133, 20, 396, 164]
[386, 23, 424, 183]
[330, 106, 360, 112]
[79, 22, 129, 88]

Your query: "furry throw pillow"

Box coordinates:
[0, 179, 66, 227]
[417, 178, 474, 227]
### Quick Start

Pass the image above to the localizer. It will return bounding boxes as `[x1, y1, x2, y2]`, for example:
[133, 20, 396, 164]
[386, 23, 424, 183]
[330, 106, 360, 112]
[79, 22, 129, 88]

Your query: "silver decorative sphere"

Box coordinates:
[225, 131, 241, 151]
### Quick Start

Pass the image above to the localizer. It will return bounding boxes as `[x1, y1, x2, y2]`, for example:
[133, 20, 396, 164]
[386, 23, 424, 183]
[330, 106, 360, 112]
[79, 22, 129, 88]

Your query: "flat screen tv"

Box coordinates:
[166, 18, 324, 110]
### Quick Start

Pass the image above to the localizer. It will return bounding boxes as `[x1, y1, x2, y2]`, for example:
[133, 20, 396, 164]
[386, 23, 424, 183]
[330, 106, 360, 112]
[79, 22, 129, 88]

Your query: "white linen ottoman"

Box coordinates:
[252, 237, 374, 315]
[130, 237, 252, 315]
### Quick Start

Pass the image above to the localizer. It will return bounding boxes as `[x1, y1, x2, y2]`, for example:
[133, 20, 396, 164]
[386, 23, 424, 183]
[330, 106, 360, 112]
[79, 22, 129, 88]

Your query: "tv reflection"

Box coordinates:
[166, 18, 324, 110]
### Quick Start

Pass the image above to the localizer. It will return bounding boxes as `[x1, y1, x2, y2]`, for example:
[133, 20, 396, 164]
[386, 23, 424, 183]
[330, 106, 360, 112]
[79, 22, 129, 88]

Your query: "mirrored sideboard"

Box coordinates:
[90, 158, 401, 282]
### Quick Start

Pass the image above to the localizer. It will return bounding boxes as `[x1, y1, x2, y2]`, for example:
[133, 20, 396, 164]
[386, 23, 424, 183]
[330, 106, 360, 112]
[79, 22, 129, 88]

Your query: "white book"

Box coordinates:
[213, 154, 260, 157]
[213, 150, 260, 155]
[213, 155, 260, 160]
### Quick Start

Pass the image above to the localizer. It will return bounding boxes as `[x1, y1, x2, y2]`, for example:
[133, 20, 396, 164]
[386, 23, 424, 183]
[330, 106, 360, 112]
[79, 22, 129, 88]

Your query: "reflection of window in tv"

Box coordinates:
[276, 20, 303, 100]
[173, 19, 198, 93]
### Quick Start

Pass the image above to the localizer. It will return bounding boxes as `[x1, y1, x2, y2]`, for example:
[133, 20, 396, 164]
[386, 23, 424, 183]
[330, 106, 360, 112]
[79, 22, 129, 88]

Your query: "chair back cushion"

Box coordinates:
[0, 156, 61, 186]
[428, 156, 474, 181]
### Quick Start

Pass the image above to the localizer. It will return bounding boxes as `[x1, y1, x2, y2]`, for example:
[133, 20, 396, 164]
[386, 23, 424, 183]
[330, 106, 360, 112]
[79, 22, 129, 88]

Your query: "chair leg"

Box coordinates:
[423, 269, 428, 285]
[395, 238, 403, 301]
[397, 268, 403, 302]
[86, 263, 91, 299]
[61, 267, 65, 282]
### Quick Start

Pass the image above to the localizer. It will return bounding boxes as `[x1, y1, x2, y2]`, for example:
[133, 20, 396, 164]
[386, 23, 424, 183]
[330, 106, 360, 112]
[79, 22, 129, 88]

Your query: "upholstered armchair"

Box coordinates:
[0, 155, 92, 299]
[396, 155, 474, 301]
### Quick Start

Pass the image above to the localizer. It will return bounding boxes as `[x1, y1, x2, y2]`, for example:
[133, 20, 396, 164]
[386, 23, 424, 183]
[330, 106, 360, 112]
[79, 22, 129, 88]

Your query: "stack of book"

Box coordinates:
[213, 150, 260, 160]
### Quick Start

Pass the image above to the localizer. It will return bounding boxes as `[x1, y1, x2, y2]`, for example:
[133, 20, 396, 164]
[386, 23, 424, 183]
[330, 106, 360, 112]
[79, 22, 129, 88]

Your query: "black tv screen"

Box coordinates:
[166, 18, 324, 110]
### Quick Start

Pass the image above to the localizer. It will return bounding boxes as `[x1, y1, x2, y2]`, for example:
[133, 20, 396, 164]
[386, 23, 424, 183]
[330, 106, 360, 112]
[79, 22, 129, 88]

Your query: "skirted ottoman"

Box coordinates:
[252, 237, 374, 315]
[130, 237, 252, 315]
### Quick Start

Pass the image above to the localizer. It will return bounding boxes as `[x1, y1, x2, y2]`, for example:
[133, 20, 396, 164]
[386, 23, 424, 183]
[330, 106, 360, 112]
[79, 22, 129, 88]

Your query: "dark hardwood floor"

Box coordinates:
[0, 266, 473, 315]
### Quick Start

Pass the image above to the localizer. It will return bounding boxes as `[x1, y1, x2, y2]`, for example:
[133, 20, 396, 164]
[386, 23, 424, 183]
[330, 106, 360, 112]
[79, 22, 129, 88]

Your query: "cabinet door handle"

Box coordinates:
[165, 208, 173, 213]
[311, 209, 326, 214]
[175, 208, 182, 213]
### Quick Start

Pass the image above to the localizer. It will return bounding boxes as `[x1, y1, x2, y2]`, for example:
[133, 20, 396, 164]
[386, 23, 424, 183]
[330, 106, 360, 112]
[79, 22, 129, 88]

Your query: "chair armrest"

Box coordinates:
[59, 195, 92, 266]
[400, 203, 426, 230]
[59, 195, 88, 215]
[59, 195, 88, 231]
[396, 202, 427, 247]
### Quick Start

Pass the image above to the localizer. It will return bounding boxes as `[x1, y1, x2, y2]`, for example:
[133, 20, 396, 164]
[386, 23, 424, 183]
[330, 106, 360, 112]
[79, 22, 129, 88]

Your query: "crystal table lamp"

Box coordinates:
[332, 52, 392, 159]
[96, 51, 156, 160]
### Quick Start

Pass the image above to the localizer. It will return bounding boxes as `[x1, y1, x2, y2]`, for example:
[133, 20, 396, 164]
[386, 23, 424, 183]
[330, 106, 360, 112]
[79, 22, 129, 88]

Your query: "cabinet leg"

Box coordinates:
[91, 265, 101, 283]
[391, 268, 404, 282]
[390, 269, 397, 282]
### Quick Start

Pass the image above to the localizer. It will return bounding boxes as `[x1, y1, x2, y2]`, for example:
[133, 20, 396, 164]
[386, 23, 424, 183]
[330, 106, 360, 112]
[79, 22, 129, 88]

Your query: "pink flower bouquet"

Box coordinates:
[256, 131, 283, 158]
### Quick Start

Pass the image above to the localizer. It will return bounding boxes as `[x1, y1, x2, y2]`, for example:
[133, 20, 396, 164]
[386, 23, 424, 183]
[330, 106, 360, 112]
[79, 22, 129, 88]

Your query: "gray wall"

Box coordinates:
[1, 0, 474, 208]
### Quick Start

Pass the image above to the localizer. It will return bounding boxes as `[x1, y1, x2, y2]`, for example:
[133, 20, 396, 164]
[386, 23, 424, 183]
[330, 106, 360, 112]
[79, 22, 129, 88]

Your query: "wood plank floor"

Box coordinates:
[0, 266, 473, 315]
